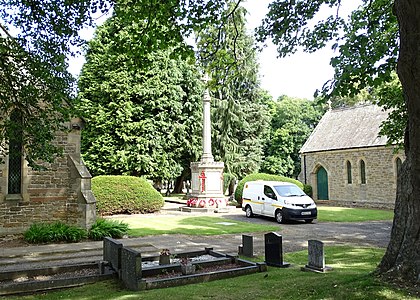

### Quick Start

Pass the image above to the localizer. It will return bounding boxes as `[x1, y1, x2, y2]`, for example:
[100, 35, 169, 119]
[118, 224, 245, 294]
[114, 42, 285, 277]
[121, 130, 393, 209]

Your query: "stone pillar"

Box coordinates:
[201, 86, 214, 163]
[189, 74, 225, 208]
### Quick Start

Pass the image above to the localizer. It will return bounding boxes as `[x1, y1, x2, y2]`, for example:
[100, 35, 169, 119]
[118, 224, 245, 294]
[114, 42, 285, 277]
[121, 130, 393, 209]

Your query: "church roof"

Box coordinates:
[300, 104, 389, 153]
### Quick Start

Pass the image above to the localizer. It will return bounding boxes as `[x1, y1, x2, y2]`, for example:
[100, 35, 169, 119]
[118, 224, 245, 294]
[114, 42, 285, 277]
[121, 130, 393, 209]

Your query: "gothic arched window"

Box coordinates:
[360, 159, 366, 184]
[346, 161, 352, 184]
[8, 110, 23, 194]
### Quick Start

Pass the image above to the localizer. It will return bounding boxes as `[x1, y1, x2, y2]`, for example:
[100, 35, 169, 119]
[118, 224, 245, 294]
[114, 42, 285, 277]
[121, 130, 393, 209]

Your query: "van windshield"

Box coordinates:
[274, 185, 306, 197]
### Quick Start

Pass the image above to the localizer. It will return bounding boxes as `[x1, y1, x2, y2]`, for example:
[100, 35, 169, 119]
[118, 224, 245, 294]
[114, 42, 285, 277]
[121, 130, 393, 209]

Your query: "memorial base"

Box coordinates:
[301, 265, 332, 273]
[189, 160, 225, 208]
[265, 262, 291, 268]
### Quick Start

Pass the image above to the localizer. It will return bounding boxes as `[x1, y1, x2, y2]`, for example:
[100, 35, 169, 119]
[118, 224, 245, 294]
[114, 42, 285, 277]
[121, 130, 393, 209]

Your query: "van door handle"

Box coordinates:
[258, 196, 260, 200]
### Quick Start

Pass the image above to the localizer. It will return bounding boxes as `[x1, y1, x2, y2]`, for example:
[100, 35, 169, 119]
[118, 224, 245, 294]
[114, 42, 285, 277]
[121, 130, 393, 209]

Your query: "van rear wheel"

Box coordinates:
[245, 206, 253, 218]
[275, 210, 284, 224]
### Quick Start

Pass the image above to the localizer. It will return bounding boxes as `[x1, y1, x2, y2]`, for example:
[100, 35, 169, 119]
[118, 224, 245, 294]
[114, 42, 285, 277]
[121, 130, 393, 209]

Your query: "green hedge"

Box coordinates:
[234, 173, 304, 205]
[303, 184, 313, 197]
[92, 175, 164, 215]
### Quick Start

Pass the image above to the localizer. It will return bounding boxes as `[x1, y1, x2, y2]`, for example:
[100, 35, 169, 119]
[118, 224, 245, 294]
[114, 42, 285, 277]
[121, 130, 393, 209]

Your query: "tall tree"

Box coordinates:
[0, 0, 240, 167]
[196, 3, 270, 178]
[0, 0, 109, 167]
[262, 96, 323, 178]
[257, 0, 419, 286]
[77, 11, 203, 182]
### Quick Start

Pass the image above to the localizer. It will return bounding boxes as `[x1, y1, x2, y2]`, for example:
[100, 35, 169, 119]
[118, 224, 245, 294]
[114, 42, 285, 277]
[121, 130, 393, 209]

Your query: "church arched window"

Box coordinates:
[360, 159, 366, 184]
[346, 161, 352, 184]
[8, 110, 23, 194]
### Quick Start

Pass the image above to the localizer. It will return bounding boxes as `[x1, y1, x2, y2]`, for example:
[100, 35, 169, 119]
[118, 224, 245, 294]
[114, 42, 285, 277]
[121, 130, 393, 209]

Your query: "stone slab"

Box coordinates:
[121, 247, 142, 290]
[103, 237, 123, 273]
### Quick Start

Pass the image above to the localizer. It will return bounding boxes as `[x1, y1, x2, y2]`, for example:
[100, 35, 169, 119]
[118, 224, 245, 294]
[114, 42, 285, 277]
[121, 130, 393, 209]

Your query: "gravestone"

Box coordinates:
[264, 232, 290, 268]
[121, 247, 142, 290]
[103, 237, 123, 274]
[301, 240, 332, 273]
[241, 235, 254, 257]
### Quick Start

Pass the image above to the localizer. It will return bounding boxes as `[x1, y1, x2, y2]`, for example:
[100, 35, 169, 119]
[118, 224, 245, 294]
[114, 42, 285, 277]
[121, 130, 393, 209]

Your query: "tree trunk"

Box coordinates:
[165, 180, 171, 196]
[173, 168, 190, 194]
[377, 0, 420, 284]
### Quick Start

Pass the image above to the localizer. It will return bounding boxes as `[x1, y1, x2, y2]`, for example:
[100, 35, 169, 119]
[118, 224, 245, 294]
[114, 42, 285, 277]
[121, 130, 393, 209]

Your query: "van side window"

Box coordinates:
[264, 185, 277, 200]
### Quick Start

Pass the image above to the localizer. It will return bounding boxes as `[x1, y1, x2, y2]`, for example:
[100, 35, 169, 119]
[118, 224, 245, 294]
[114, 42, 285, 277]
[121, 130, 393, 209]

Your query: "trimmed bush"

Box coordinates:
[92, 175, 164, 215]
[303, 184, 313, 197]
[88, 218, 129, 240]
[24, 222, 87, 244]
[234, 173, 304, 205]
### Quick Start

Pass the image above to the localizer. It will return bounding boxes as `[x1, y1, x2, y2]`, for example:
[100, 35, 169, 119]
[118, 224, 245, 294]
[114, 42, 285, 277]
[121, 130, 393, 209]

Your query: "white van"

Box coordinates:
[241, 181, 317, 223]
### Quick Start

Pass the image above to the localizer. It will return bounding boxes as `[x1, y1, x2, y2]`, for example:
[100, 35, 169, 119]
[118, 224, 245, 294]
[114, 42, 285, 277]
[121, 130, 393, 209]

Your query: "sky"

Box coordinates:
[68, 1, 361, 101]
[241, 0, 336, 100]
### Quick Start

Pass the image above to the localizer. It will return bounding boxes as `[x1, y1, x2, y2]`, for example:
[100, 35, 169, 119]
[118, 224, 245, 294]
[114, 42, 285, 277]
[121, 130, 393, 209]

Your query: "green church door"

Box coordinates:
[316, 166, 329, 200]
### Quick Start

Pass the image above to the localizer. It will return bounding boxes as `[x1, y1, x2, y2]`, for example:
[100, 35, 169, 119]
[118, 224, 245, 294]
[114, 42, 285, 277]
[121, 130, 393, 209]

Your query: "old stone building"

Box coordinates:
[0, 117, 96, 235]
[299, 105, 404, 209]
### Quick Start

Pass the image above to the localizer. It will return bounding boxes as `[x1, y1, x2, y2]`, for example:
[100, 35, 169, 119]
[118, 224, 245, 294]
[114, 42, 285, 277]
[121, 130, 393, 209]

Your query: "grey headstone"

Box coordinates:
[121, 247, 142, 290]
[301, 240, 332, 273]
[308, 240, 325, 268]
[264, 232, 290, 268]
[103, 237, 123, 273]
[242, 235, 254, 257]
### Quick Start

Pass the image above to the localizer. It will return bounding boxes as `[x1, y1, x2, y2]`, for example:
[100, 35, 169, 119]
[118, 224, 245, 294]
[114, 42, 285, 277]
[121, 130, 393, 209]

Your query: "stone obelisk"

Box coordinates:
[189, 75, 225, 208]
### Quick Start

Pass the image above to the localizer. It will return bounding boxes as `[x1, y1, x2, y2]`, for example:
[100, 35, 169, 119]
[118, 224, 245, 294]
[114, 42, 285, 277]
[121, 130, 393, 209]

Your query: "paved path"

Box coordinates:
[0, 205, 392, 272]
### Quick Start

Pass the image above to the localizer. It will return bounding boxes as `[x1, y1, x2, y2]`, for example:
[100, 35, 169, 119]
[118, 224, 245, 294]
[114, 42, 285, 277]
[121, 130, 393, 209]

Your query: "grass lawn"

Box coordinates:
[317, 206, 394, 222]
[109, 206, 393, 238]
[110, 216, 280, 237]
[15, 246, 417, 300]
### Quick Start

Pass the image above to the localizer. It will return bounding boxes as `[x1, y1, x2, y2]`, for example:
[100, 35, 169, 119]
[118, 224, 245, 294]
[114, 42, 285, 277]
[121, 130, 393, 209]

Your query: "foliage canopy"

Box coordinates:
[77, 8, 204, 179]
[197, 3, 270, 178]
[261, 96, 323, 178]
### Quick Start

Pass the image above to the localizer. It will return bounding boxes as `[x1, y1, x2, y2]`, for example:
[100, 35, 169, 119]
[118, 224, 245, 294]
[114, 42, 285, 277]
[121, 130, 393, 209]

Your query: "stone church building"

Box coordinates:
[299, 105, 404, 209]
[0, 117, 96, 235]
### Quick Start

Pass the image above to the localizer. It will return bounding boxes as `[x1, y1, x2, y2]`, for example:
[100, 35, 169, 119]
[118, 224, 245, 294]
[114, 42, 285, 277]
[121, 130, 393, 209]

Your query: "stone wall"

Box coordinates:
[0, 119, 96, 235]
[300, 146, 405, 209]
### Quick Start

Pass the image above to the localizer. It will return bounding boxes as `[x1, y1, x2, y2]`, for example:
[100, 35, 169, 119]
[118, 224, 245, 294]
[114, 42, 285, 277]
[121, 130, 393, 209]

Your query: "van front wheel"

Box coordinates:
[275, 210, 284, 224]
[245, 206, 253, 218]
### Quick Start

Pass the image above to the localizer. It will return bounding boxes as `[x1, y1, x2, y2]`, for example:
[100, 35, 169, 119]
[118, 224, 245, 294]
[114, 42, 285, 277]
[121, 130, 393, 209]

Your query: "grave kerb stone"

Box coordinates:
[103, 237, 123, 273]
[121, 247, 142, 290]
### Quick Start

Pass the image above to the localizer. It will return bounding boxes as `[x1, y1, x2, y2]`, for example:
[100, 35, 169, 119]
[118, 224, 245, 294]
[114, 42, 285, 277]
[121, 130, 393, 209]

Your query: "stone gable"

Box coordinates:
[300, 105, 405, 208]
[0, 119, 96, 235]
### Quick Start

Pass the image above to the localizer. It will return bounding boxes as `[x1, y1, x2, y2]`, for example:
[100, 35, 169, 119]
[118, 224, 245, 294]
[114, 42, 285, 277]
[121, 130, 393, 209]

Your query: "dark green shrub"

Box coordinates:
[303, 184, 313, 197]
[92, 175, 164, 215]
[234, 173, 304, 205]
[223, 173, 236, 195]
[24, 222, 87, 244]
[89, 218, 129, 240]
